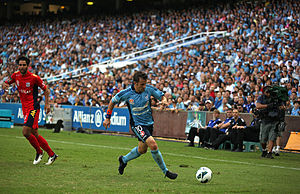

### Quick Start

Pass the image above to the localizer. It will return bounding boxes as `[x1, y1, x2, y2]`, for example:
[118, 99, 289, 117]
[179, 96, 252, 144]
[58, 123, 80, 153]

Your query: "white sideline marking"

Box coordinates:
[1, 134, 300, 171]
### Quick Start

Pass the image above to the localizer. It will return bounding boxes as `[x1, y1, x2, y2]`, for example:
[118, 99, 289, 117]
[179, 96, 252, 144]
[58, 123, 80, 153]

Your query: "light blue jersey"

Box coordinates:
[112, 84, 164, 126]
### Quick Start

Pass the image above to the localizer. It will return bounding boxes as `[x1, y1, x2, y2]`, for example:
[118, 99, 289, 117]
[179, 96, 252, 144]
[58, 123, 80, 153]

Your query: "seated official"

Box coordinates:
[208, 108, 234, 144]
[231, 111, 261, 152]
[229, 109, 248, 152]
[203, 108, 235, 149]
[186, 109, 222, 147]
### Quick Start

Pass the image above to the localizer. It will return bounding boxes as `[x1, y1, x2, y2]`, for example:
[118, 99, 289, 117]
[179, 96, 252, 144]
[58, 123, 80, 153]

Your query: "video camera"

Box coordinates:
[257, 85, 288, 119]
[266, 85, 289, 106]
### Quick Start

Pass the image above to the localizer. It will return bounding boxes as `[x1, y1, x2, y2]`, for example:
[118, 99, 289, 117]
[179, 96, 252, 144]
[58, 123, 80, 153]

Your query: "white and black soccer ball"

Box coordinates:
[196, 167, 212, 183]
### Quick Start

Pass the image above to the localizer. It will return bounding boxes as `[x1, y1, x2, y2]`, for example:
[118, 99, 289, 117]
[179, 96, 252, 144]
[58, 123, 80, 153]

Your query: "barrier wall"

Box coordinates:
[62, 105, 130, 133]
[0, 109, 13, 128]
[0, 103, 130, 133]
[0, 103, 46, 126]
[152, 110, 300, 148]
[152, 111, 188, 139]
[0, 103, 299, 147]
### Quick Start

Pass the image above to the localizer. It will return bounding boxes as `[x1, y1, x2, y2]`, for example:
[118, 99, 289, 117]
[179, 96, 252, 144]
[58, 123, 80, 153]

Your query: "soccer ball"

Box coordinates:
[196, 167, 212, 183]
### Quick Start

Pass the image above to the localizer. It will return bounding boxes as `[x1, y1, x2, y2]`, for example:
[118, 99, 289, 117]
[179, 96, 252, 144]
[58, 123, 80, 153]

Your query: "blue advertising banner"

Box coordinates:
[0, 103, 130, 132]
[67, 106, 130, 132]
[0, 103, 46, 126]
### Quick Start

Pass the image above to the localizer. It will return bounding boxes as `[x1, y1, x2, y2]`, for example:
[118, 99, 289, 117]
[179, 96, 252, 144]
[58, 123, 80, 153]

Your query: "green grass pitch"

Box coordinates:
[0, 126, 300, 193]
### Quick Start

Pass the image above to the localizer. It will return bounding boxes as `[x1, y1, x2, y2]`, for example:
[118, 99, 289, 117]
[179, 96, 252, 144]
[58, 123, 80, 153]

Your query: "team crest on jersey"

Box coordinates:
[129, 99, 134, 105]
[145, 95, 148, 100]
[30, 110, 36, 117]
[26, 82, 30, 87]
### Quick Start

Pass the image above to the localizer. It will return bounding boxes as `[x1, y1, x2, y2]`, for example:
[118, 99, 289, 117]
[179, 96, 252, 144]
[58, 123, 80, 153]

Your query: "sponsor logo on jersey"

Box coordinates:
[30, 110, 36, 117]
[26, 82, 30, 87]
[20, 89, 31, 94]
[129, 99, 134, 104]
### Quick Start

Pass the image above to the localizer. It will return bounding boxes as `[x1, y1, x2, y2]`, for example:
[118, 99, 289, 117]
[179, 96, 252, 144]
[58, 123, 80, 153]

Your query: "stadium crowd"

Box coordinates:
[0, 0, 300, 116]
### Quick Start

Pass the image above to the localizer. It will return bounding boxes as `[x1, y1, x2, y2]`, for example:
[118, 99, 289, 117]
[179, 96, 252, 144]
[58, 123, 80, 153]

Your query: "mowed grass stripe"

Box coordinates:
[1, 134, 300, 171]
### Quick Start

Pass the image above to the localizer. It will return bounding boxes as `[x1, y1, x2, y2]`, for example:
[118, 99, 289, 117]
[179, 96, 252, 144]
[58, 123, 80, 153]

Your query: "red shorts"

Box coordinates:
[24, 109, 40, 129]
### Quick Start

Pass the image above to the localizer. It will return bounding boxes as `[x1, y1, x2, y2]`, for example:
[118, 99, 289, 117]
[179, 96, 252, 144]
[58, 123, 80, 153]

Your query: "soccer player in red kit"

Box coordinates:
[2, 56, 58, 165]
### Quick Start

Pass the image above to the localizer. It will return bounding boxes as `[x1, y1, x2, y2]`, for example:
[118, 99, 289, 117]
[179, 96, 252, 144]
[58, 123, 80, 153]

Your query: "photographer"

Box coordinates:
[256, 86, 284, 159]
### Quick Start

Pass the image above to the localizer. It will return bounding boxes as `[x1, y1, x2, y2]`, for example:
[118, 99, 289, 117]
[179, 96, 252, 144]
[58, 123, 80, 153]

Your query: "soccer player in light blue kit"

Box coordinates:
[103, 71, 178, 179]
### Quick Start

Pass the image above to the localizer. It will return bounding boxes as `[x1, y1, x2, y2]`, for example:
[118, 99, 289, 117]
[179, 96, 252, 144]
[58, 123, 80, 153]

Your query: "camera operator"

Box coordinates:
[256, 86, 284, 159]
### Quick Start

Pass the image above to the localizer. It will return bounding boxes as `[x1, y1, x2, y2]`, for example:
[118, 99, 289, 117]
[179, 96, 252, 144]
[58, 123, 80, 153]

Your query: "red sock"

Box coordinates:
[37, 135, 54, 157]
[26, 134, 43, 154]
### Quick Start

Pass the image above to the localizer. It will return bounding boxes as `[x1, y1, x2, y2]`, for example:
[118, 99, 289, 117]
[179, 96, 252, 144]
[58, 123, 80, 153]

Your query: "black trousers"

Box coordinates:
[230, 126, 260, 149]
[211, 133, 230, 149]
[187, 127, 210, 144]
[209, 128, 226, 143]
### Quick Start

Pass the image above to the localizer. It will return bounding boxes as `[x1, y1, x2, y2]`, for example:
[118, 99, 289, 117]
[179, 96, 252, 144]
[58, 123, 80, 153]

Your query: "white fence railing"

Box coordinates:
[45, 31, 228, 83]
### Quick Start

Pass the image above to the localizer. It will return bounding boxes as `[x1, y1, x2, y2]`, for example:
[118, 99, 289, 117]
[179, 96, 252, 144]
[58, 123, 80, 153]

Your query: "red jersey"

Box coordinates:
[5, 71, 47, 111]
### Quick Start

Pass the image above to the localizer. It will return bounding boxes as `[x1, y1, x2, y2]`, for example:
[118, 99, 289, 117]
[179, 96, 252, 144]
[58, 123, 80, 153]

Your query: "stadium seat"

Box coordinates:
[243, 141, 262, 152]
[218, 140, 234, 150]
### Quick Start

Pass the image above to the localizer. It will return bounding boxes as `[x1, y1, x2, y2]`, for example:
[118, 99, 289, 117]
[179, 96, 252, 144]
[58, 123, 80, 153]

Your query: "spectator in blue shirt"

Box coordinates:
[291, 101, 300, 116]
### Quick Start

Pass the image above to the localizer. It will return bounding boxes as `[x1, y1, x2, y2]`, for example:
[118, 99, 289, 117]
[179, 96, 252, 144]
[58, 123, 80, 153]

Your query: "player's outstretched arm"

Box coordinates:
[44, 88, 51, 114]
[103, 100, 116, 129]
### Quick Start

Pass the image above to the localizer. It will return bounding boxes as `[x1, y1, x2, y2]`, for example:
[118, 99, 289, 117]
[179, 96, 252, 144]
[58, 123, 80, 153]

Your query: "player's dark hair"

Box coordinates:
[16, 56, 30, 66]
[133, 71, 147, 83]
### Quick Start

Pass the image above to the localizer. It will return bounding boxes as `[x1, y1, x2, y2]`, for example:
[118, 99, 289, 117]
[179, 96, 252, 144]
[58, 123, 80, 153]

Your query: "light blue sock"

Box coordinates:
[151, 149, 168, 174]
[123, 146, 141, 163]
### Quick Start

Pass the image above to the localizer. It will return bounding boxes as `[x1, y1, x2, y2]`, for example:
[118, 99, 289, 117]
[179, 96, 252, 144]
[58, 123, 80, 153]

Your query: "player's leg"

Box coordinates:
[121, 125, 148, 163]
[32, 110, 55, 156]
[31, 109, 58, 165]
[23, 110, 43, 164]
[32, 128, 57, 165]
[122, 141, 144, 164]
[118, 142, 144, 175]
[23, 126, 42, 154]
[118, 125, 146, 175]
[146, 136, 177, 179]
